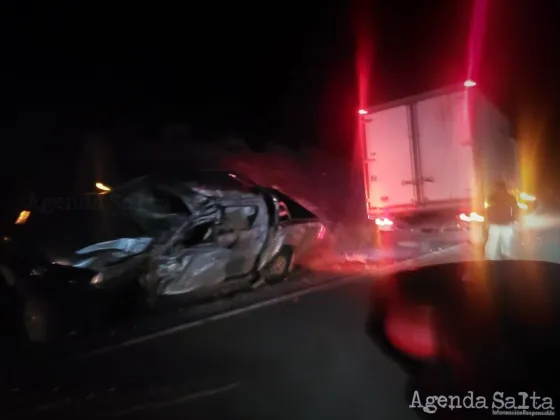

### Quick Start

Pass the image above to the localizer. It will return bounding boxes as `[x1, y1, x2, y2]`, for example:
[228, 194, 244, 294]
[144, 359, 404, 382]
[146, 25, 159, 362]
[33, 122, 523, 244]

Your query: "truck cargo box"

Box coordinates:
[360, 84, 516, 217]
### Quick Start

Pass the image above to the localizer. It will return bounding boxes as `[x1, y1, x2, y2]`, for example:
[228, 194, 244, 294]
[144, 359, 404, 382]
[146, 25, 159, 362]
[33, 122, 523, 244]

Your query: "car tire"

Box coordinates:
[262, 247, 294, 285]
[22, 295, 61, 344]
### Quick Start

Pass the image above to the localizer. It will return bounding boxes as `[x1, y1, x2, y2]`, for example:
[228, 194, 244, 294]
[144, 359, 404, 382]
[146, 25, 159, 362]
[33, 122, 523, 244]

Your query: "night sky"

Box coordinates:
[2, 0, 560, 186]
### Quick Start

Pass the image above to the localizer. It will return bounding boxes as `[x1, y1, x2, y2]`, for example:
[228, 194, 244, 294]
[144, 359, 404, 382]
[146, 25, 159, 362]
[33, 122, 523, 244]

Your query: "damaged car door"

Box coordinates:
[219, 202, 268, 278]
[154, 197, 271, 295]
[130, 185, 231, 297]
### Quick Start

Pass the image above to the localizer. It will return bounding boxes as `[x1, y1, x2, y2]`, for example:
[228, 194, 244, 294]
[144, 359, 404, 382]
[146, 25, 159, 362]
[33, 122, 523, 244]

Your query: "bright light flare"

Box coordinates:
[317, 225, 327, 241]
[519, 192, 536, 202]
[375, 217, 393, 227]
[459, 212, 484, 223]
[464, 80, 477, 88]
[471, 213, 484, 222]
[521, 212, 560, 230]
[15, 210, 31, 225]
[95, 182, 111, 192]
[358, 109, 368, 115]
[90, 273, 104, 285]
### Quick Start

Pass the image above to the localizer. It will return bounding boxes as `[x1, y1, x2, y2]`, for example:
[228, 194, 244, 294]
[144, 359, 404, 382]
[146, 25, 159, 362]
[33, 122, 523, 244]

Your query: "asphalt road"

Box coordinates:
[2, 197, 558, 419]
[2, 245, 476, 420]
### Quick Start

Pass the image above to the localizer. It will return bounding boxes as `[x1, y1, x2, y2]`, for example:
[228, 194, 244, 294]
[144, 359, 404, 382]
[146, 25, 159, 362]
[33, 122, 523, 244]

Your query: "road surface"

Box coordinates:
[2, 245, 476, 420]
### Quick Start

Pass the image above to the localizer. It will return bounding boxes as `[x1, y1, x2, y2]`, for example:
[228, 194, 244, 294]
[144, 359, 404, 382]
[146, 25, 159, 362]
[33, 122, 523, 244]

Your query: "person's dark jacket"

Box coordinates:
[487, 191, 519, 225]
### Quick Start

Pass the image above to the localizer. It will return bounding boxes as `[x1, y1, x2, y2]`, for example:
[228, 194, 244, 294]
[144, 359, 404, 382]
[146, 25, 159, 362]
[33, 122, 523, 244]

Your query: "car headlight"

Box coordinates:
[52, 259, 72, 266]
[90, 273, 104, 285]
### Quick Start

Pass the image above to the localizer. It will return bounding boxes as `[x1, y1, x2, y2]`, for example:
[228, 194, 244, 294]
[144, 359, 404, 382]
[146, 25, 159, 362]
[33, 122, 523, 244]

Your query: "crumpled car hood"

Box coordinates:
[12, 208, 155, 270]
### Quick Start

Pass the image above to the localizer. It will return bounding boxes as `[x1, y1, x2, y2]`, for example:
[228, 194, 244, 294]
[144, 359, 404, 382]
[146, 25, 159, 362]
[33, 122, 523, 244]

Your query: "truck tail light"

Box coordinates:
[459, 212, 484, 223]
[375, 217, 394, 227]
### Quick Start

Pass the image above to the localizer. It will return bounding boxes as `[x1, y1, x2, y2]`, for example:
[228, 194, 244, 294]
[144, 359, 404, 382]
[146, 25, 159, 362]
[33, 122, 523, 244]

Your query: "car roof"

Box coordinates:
[109, 170, 259, 195]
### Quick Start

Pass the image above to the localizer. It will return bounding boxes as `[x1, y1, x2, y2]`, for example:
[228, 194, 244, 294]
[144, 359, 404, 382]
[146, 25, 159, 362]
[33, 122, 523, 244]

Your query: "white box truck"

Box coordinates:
[359, 83, 520, 250]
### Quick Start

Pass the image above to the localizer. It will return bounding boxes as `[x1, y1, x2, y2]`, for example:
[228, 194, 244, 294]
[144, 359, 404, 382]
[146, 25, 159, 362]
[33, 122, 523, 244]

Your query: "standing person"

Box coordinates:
[485, 181, 519, 260]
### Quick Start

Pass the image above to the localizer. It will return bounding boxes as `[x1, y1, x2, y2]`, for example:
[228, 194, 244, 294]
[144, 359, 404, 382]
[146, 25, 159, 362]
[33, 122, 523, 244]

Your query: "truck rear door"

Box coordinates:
[363, 105, 416, 210]
[415, 91, 475, 202]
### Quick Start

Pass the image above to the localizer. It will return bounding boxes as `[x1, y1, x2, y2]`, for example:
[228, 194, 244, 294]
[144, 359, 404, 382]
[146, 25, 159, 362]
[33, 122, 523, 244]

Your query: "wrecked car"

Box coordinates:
[0, 171, 325, 343]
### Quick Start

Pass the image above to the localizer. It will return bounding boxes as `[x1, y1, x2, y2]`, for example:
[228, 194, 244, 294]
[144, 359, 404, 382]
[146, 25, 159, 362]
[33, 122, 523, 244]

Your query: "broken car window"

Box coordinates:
[150, 187, 190, 215]
[223, 206, 257, 231]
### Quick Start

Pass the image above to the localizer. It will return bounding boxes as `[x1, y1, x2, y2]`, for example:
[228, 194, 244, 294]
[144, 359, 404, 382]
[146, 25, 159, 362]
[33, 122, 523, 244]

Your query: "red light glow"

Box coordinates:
[375, 217, 393, 227]
[464, 80, 477, 88]
[358, 109, 368, 115]
[317, 225, 327, 241]
[384, 305, 438, 359]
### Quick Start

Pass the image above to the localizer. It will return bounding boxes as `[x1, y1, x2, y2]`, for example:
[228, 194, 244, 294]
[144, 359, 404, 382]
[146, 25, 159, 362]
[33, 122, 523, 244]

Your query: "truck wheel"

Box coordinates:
[22, 295, 61, 344]
[262, 247, 294, 285]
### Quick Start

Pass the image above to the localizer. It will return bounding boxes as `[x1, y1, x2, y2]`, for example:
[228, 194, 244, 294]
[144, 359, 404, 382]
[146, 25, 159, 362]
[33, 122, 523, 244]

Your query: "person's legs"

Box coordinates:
[498, 224, 514, 259]
[485, 225, 501, 260]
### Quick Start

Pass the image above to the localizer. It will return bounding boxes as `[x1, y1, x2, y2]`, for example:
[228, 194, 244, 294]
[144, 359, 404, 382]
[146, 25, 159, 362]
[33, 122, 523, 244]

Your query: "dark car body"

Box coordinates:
[366, 260, 560, 397]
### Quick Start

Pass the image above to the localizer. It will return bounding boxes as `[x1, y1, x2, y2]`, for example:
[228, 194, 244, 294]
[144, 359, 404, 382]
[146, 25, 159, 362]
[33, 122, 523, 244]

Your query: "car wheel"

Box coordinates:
[262, 247, 293, 285]
[23, 295, 61, 344]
